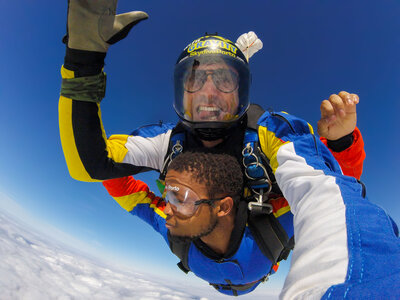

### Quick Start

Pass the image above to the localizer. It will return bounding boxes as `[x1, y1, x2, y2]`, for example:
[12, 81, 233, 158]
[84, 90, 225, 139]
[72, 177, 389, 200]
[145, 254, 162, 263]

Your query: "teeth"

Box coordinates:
[198, 106, 220, 112]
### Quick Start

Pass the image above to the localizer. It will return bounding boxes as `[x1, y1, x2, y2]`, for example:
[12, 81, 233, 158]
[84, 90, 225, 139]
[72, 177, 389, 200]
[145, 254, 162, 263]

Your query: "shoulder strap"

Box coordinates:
[159, 122, 186, 182]
[167, 231, 191, 274]
[248, 210, 294, 264]
[244, 104, 282, 197]
[243, 104, 293, 263]
[246, 103, 265, 130]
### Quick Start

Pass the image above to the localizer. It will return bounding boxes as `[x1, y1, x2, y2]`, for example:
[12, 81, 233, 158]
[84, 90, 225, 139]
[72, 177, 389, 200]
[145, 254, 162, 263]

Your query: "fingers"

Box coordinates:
[338, 91, 359, 113]
[329, 94, 346, 118]
[338, 91, 359, 105]
[320, 99, 334, 118]
[321, 91, 359, 119]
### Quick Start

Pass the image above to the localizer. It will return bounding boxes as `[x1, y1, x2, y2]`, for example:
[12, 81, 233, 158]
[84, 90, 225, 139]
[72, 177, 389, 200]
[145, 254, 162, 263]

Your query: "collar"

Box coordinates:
[193, 201, 248, 260]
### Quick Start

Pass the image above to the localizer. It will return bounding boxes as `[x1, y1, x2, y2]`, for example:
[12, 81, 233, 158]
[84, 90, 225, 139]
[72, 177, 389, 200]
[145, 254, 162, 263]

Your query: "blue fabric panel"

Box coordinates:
[276, 211, 294, 240]
[282, 127, 400, 299]
[322, 272, 400, 299]
[272, 112, 312, 135]
[130, 203, 169, 244]
[322, 194, 400, 299]
[292, 133, 344, 175]
[130, 122, 176, 138]
[257, 112, 294, 142]
[257, 111, 312, 142]
[186, 227, 274, 296]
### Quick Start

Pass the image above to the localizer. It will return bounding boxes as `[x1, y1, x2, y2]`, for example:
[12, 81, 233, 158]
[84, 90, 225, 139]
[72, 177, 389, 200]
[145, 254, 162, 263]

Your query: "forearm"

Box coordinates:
[59, 71, 142, 182]
[103, 176, 167, 234]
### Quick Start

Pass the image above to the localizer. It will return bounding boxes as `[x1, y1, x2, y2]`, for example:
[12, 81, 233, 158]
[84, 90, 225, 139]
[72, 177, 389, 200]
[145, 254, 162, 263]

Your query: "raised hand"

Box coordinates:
[66, 0, 148, 52]
[317, 91, 359, 140]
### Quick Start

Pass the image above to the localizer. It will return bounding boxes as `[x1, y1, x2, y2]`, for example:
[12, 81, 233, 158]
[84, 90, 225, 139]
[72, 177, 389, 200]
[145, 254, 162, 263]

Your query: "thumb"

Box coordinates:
[317, 119, 329, 137]
[101, 11, 149, 45]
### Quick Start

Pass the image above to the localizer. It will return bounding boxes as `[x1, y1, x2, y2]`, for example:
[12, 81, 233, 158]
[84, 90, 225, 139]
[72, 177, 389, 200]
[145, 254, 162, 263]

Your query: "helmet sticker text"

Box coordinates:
[187, 39, 237, 55]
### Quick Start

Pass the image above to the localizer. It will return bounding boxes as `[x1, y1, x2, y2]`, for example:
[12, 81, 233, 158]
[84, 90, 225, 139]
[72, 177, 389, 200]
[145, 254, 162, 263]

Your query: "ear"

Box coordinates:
[216, 197, 234, 217]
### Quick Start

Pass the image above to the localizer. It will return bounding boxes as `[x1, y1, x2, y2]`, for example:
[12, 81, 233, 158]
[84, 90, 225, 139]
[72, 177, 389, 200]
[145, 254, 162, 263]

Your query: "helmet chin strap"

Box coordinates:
[195, 127, 231, 141]
[181, 114, 246, 141]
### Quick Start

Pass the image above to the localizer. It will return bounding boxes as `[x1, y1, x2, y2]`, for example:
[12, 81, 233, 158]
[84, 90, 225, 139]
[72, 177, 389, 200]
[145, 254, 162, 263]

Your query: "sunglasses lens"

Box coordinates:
[212, 69, 238, 92]
[184, 69, 238, 93]
[184, 70, 206, 92]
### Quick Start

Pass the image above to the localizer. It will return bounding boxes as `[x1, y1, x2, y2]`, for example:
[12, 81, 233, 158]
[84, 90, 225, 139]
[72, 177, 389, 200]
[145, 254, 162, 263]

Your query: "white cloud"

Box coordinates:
[0, 206, 279, 300]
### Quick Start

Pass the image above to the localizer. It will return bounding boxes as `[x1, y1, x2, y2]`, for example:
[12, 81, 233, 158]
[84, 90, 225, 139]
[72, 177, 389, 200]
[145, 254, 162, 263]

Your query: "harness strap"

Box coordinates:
[166, 104, 293, 279]
[248, 210, 292, 264]
[246, 103, 264, 130]
[168, 231, 191, 273]
[159, 123, 186, 182]
[210, 275, 270, 296]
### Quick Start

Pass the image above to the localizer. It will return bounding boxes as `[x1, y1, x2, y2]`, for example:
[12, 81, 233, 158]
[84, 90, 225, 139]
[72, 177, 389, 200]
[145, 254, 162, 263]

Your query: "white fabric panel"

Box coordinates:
[123, 130, 172, 171]
[276, 143, 348, 300]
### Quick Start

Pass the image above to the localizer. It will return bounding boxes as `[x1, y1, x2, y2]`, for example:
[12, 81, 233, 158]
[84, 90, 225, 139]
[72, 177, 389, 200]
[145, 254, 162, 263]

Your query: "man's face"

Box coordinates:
[183, 63, 240, 122]
[164, 169, 218, 240]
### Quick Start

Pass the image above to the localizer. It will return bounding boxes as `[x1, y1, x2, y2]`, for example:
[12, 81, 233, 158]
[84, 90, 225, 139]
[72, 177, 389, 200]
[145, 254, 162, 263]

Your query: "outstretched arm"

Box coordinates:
[59, 0, 157, 182]
[318, 91, 365, 179]
[257, 106, 366, 299]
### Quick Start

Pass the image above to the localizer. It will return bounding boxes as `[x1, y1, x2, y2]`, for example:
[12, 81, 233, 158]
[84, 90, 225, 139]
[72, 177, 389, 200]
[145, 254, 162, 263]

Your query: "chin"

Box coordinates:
[169, 232, 197, 243]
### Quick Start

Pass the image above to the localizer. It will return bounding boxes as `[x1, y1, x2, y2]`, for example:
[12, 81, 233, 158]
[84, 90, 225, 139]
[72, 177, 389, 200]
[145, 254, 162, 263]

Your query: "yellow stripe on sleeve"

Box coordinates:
[59, 65, 131, 180]
[114, 192, 166, 218]
[59, 66, 100, 182]
[113, 191, 150, 212]
[258, 125, 290, 174]
[106, 135, 130, 163]
[150, 203, 167, 219]
[61, 66, 74, 79]
[307, 123, 314, 134]
[273, 205, 291, 218]
[59, 96, 100, 182]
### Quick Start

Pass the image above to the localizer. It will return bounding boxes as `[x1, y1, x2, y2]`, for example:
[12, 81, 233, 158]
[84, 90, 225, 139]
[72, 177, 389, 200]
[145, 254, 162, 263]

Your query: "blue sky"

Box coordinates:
[0, 0, 399, 293]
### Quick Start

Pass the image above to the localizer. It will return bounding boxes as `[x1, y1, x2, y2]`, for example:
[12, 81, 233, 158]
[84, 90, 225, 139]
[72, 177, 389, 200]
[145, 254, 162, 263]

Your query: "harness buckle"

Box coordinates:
[161, 140, 183, 179]
[248, 202, 273, 214]
[171, 140, 183, 157]
[260, 274, 270, 283]
[243, 142, 273, 214]
[248, 188, 273, 214]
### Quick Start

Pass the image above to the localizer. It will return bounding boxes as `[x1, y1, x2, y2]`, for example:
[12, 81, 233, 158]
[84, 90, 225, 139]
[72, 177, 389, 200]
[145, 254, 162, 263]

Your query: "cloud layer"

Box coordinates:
[0, 209, 279, 299]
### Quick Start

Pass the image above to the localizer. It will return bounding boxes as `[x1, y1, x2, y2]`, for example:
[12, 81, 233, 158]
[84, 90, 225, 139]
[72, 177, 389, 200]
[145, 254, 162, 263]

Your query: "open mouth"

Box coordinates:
[196, 105, 222, 121]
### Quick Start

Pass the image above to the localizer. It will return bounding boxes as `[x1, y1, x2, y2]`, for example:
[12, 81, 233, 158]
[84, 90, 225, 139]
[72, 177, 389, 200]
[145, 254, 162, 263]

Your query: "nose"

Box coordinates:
[164, 202, 174, 215]
[200, 73, 218, 93]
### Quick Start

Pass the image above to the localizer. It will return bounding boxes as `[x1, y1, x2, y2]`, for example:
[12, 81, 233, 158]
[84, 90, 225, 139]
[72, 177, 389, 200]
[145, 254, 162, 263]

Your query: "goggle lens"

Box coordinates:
[165, 188, 199, 216]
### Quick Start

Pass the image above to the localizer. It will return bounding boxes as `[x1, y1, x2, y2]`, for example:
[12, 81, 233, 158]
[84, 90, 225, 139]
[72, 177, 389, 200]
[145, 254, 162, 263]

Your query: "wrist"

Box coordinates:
[327, 131, 354, 152]
[64, 47, 106, 77]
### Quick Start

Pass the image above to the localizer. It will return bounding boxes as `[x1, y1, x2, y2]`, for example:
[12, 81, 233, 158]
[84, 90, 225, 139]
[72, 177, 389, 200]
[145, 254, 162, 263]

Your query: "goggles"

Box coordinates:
[164, 184, 224, 217]
[184, 68, 239, 93]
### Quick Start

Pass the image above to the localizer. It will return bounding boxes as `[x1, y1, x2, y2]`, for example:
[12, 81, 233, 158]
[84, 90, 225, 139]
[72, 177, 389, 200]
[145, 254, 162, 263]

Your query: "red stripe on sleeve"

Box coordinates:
[103, 176, 150, 198]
